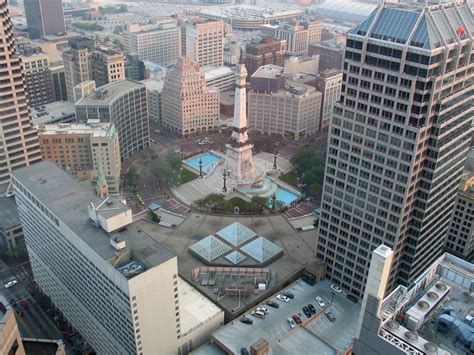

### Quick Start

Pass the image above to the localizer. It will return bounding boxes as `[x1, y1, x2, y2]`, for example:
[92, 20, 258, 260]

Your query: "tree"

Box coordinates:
[126, 166, 139, 192]
[165, 150, 181, 171]
[291, 148, 325, 199]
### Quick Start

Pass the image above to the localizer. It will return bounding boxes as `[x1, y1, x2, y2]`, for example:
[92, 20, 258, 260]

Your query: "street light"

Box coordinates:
[222, 169, 230, 192]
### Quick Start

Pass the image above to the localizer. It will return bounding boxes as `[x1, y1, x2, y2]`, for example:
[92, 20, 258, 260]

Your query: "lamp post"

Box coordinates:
[273, 151, 278, 170]
[198, 157, 203, 179]
[272, 191, 277, 211]
[222, 169, 229, 192]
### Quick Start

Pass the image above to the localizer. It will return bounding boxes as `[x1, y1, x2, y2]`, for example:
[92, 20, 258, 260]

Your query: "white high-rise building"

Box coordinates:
[183, 20, 224, 67]
[316, 2, 473, 297]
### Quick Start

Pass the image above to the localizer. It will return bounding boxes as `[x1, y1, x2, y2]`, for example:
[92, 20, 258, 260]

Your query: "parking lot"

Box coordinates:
[211, 280, 361, 354]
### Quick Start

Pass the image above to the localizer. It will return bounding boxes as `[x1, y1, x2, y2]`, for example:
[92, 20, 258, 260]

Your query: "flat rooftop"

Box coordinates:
[211, 279, 361, 354]
[136, 213, 319, 317]
[203, 66, 235, 81]
[179, 277, 224, 337]
[38, 122, 112, 138]
[252, 65, 284, 79]
[196, 5, 301, 21]
[142, 79, 164, 92]
[12, 162, 175, 274]
[0, 196, 21, 230]
[31, 101, 76, 125]
[76, 79, 144, 107]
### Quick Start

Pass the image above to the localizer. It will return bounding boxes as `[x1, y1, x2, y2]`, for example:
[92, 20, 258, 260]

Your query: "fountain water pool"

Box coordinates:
[184, 153, 222, 175]
[240, 178, 300, 206]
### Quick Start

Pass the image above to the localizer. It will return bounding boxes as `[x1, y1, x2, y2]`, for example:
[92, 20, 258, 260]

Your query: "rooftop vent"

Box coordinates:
[404, 331, 418, 341]
[386, 320, 399, 330]
[426, 291, 439, 301]
[435, 282, 447, 291]
[417, 300, 430, 310]
[110, 236, 126, 251]
[424, 342, 438, 354]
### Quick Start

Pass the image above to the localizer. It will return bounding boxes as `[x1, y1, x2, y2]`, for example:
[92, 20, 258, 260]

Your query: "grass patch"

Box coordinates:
[178, 168, 198, 185]
[193, 194, 269, 214]
[279, 170, 298, 187]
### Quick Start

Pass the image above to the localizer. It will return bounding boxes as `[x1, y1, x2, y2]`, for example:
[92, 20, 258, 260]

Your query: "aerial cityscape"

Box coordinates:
[0, 0, 472, 354]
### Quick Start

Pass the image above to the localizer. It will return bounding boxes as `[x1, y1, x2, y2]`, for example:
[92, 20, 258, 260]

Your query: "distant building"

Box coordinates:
[38, 122, 121, 193]
[313, 70, 342, 130]
[162, 57, 220, 137]
[245, 37, 286, 77]
[0, 295, 26, 355]
[127, 21, 181, 66]
[50, 62, 68, 101]
[445, 175, 474, 262]
[182, 20, 224, 67]
[20, 51, 55, 107]
[308, 40, 345, 71]
[0, 197, 25, 257]
[73, 80, 96, 103]
[224, 38, 241, 66]
[248, 65, 321, 140]
[90, 47, 125, 88]
[203, 66, 235, 92]
[143, 79, 164, 123]
[12, 162, 224, 354]
[75, 79, 150, 160]
[284, 55, 319, 75]
[24, 0, 65, 39]
[124, 52, 145, 81]
[261, 19, 322, 56]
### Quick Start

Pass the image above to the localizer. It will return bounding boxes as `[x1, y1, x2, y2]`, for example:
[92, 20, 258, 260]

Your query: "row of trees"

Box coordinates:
[72, 22, 104, 32]
[193, 194, 272, 214]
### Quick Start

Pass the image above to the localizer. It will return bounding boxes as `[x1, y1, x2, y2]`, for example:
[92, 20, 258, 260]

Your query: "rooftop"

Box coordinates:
[203, 66, 235, 81]
[194, 5, 301, 21]
[210, 279, 361, 354]
[76, 79, 144, 107]
[40, 31, 82, 43]
[31, 101, 76, 126]
[252, 65, 285, 79]
[0, 196, 21, 230]
[11, 162, 176, 276]
[141, 79, 165, 92]
[37, 122, 113, 138]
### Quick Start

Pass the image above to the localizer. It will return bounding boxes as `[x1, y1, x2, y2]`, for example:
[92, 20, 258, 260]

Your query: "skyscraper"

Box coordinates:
[24, 0, 65, 40]
[316, 2, 473, 296]
[182, 20, 224, 67]
[0, 0, 41, 193]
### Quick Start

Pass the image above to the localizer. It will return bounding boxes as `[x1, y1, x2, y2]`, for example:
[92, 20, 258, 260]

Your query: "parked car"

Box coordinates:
[266, 301, 279, 309]
[240, 317, 253, 325]
[276, 294, 289, 303]
[256, 306, 269, 315]
[251, 310, 266, 319]
[346, 294, 358, 303]
[302, 306, 311, 318]
[20, 300, 28, 309]
[287, 317, 296, 329]
[325, 311, 336, 322]
[282, 292, 294, 299]
[315, 296, 325, 308]
[4, 279, 17, 289]
[308, 303, 316, 314]
[241, 348, 249, 355]
[292, 314, 302, 324]
[330, 284, 342, 294]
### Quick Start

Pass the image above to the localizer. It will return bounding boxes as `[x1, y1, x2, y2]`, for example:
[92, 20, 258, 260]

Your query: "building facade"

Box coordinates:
[75, 79, 150, 160]
[90, 47, 125, 88]
[245, 37, 286, 77]
[183, 20, 224, 67]
[203, 66, 235, 92]
[0, 197, 24, 257]
[21, 51, 54, 107]
[38, 122, 121, 193]
[261, 20, 322, 56]
[127, 22, 181, 66]
[0, 0, 42, 192]
[162, 57, 220, 136]
[24, 0, 65, 39]
[316, 3, 473, 297]
[73, 80, 96, 103]
[0, 295, 26, 355]
[313, 70, 342, 131]
[445, 175, 474, 262]
[309, 41, 345, 72]
[248, 65, 321, 141]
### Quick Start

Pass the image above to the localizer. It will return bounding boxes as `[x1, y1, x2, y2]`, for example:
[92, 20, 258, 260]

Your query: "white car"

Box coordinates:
[315, 296, 326, 308]
[330, 284, 342, 294]
[287, 317, 296, 329]
[4, 279, 18, 288]
[251, 310, 266, 319]
[256, 306, 269, 315]
[276, 294, 289, 303]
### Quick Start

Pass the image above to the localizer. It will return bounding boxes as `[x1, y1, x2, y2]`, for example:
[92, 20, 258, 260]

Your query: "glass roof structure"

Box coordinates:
[224, 251, 247, 265]
[312, 1, 376, 24]
[189, 236, 232, 262]
[241, 237, 283, 264]
[216, 222, 256, 247]
[351, 3, 473, 50]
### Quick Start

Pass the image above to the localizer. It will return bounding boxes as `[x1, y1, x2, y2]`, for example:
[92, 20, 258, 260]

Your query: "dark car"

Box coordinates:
[266, 301, 279, 309]
[240, 317, 253, 325]
[303, 306, 311, 318]
[283, 292, 294, 299]
[346, 294, 358, 303]
[308, 303, 316, 314]
[20, 300, 28, 309]
[241, 348, 249, 355]
[292, 314, 302, 324]
[325, 311, 336, 322]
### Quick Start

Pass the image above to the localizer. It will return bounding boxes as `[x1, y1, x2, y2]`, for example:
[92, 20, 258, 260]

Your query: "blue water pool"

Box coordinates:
[184, 153, 222, 175]
[275, 186, 299, 206]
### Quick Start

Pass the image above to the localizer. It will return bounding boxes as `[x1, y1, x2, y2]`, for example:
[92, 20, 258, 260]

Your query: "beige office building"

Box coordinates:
[248, 65, 321, 140]
[261, 20, 322, 56]
[0, 0, 42, 193]
[21, 51, 54, 107]
[127, 21, 181, 66]
[38, 122, 121, 193]
[91, 47, 125, 88]
[162, 57, 220, 137]
[0, 295, 25, 355]
[313, 70, 342, 131]
[183, 20, 224, 67]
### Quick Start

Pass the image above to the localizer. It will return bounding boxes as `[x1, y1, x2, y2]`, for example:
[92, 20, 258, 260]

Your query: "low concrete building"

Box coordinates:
[31, 101, 76, 125]
[0, 197, 25, 257]
[248, 65, 321, 140]
[203, 66, 235, 92]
